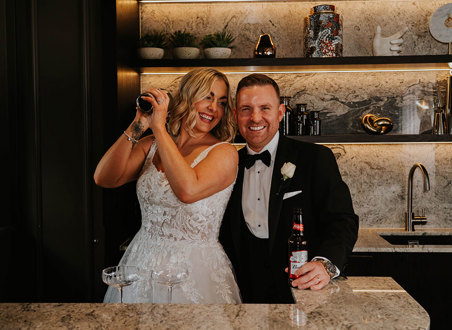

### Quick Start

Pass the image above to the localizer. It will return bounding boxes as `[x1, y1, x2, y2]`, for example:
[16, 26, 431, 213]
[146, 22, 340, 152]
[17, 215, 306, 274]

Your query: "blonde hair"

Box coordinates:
[167, 68, 236, 142]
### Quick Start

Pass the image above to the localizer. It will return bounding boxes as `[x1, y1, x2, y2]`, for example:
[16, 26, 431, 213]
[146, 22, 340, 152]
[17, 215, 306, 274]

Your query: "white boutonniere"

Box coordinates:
[281, 162, 296, 181]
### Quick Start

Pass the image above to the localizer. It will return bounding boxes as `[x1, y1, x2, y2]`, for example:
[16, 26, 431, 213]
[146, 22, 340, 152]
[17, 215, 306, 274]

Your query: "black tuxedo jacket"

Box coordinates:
[220, 136, 359, 303]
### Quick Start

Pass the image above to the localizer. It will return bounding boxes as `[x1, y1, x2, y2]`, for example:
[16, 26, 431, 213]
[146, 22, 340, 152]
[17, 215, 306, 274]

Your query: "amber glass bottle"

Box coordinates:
[288, 208, 308, 284]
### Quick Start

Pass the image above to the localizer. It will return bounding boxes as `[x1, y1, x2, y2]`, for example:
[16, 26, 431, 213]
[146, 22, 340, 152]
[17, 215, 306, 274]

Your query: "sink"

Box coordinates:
[379, 233, 452, 246]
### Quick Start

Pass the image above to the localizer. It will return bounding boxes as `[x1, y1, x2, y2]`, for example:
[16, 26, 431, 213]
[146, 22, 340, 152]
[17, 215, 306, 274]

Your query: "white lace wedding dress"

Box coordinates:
[104, 141, 241, 303]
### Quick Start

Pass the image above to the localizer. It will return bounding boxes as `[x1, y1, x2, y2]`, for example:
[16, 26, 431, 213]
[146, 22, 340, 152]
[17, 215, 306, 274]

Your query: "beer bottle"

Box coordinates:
[288, 208, 308, 285]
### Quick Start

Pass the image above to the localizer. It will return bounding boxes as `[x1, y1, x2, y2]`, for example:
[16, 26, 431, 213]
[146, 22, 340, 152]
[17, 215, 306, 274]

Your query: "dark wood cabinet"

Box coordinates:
[2, 0, 139, 302]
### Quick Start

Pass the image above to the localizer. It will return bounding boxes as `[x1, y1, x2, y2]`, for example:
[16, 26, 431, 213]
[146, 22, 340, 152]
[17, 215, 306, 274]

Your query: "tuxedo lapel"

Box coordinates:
[229, 147, 247, 257]
[268, 136, 299, 252]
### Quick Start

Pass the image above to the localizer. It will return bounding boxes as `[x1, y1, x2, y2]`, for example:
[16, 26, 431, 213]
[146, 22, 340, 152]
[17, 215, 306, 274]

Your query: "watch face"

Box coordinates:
[313, 258, 336, 278]
[321, 260, 335, 277]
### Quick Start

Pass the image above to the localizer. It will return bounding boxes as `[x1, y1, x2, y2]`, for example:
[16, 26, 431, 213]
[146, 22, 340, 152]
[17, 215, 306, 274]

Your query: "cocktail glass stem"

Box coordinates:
[119, 287, 123, 303]
[167, 285, 173, 304]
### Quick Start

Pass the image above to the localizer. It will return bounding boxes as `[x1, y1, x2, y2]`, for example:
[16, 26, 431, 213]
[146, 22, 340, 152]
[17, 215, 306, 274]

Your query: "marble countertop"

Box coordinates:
[354, 228, 452, 253]
[0, 277, 429, 329]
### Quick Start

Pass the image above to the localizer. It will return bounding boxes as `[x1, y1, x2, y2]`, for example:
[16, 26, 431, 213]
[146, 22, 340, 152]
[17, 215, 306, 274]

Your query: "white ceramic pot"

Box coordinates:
[138, 47, 164, 59]
[173, 47, 200, 59]
[204, 47, 232, 59]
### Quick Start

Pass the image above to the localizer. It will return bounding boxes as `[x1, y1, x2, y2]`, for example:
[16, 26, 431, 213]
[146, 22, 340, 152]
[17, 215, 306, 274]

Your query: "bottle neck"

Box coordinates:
[292, 214, 304, 234]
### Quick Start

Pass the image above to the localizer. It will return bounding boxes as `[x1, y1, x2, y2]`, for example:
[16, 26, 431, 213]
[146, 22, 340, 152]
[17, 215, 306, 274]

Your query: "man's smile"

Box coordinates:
[249, 125, 265, 131]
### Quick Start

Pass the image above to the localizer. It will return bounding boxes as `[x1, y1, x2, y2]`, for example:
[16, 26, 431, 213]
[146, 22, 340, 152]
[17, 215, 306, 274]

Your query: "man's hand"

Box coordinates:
[286, 260, 330, 290]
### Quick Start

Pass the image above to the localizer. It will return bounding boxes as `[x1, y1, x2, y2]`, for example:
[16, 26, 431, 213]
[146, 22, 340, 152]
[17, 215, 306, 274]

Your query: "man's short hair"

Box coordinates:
[235, 74, 280, 101]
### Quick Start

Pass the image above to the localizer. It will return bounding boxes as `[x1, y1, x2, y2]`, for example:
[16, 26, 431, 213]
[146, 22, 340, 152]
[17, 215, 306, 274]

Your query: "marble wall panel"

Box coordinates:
[141, 1, 449, 58]
[141, 71, 449, 135]
[330, 143, 452, 228]
[141, 73, 452, 228]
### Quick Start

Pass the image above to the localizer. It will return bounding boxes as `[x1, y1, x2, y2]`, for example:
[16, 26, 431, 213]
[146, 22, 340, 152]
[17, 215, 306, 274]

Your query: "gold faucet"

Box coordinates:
[405, 163, 430, 231]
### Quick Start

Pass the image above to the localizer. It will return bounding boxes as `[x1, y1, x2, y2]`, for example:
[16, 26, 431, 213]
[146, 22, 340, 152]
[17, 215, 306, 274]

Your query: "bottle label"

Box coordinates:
[292, 223, 303, 231]
[289, 250, 308, 278]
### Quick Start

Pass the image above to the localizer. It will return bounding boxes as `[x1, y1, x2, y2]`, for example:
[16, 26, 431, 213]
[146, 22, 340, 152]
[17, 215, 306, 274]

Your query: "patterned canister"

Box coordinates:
[305, 4, 342, 57]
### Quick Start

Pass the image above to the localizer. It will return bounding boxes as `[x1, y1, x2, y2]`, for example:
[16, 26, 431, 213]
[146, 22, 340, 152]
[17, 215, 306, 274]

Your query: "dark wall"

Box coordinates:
[2, 0, 139, 302]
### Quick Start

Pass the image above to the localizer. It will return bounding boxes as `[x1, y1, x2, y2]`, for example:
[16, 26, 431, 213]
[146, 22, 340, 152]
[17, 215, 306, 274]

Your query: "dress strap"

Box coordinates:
[190, 141, 230, 167]
[144, 139, 158, 162]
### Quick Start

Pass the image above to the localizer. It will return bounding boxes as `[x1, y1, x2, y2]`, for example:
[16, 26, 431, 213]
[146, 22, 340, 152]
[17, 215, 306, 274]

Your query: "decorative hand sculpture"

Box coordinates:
[372, 25, 408, 56]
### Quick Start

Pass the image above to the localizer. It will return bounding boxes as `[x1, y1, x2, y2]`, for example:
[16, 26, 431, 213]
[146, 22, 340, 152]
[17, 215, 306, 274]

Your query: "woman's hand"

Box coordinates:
[139, 88, 171, 134]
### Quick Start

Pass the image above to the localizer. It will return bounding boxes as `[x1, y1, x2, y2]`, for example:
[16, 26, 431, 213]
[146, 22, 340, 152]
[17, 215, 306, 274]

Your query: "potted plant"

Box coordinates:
[200, 31, 235, 59]
[168, 30, 200, 59]
[138, 31, 167, 59]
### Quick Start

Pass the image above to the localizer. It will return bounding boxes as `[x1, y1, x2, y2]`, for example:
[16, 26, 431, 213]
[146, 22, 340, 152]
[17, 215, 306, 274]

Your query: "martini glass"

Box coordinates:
[151, 263, 189, 303]
[102, 265, 140, 303]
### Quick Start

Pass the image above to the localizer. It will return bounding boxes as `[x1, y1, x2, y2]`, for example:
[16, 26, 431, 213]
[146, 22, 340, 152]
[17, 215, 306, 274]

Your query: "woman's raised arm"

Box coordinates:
[93, 118, 153, 188]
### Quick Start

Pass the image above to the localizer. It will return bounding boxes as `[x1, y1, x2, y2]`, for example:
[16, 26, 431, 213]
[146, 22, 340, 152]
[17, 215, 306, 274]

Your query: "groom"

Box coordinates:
[220, 74, 359, 304]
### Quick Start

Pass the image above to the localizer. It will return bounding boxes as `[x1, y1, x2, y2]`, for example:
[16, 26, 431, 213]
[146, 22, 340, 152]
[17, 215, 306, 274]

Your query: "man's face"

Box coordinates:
[234, 85, 285, 152]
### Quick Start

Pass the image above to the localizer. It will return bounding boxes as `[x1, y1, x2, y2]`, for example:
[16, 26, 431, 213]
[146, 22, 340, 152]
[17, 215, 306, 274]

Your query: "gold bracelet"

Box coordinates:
[123, 131, 138, 144]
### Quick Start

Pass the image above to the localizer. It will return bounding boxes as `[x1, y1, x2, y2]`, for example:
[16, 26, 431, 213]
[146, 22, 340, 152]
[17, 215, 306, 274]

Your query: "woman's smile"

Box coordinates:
[199, 112, 214, 123]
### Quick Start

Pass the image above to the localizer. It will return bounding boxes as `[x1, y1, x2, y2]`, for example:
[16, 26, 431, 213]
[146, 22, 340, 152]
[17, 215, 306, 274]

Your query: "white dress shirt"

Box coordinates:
[242, 132, 280, 239]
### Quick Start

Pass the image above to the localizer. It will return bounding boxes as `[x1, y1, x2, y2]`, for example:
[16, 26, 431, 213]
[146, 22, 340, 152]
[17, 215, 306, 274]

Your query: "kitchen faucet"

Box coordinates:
[405, 163, 430, 231]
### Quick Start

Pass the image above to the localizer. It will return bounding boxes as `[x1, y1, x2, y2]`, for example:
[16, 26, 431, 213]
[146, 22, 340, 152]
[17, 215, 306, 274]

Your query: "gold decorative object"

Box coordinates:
[254, 33, 276, 58]
[361, 114, 393, 135]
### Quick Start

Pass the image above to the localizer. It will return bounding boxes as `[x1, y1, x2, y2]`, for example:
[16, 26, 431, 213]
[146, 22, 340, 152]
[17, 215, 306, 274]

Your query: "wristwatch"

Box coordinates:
[314, 259, 337, 279]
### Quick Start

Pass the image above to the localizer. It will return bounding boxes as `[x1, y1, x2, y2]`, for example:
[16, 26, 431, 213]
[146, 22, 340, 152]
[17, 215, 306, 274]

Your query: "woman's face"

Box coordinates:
[192, 79, 228, 135]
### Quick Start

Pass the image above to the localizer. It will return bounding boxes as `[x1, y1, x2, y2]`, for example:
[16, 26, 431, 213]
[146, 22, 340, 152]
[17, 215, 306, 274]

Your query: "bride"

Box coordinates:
[94, 68, 241, 303]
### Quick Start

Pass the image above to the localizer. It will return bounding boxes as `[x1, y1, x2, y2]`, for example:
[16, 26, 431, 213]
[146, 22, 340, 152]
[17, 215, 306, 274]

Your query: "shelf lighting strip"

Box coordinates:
[139, 61, 452, 74]
[141, 68, 449, 75]
[139, 0, 303, 2]
[139, 0, 445, 3]
[141, 68, 450, 75]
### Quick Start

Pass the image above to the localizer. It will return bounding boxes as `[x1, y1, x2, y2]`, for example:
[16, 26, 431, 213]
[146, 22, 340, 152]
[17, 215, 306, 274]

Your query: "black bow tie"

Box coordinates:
[242, 150, 271, 169]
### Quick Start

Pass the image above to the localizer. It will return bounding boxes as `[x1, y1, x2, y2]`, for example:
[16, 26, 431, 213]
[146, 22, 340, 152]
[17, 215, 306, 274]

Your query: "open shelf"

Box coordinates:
[286, 134, 452, 144]
[138, 55, 452, 73]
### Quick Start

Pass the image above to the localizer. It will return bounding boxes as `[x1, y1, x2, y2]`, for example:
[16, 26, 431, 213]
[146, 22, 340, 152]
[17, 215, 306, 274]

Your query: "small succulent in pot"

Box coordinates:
[168, 30, 198, 48]
[139, 31, 167, 48]
[200, 31, 235, 49]
[201, 31, 235, 59]
[169, 30, 200, 59]
[138, 31, 167, 59]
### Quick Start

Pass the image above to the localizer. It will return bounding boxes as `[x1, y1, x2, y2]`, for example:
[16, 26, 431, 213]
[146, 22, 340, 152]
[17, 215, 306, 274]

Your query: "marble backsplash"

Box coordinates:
[330, 143, 452, 228]
[142, 71, 449, 135]
[140, 71, 452, 228]
[141, 0, 449, 57]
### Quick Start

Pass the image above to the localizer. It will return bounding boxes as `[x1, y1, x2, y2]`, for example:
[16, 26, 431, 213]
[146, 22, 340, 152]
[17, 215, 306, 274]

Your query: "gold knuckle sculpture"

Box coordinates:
[361, 114, 393, 135]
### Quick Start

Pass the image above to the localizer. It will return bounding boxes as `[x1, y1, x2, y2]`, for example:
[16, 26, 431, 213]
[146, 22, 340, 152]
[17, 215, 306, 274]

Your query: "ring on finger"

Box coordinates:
[157, 99, 164, 104]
